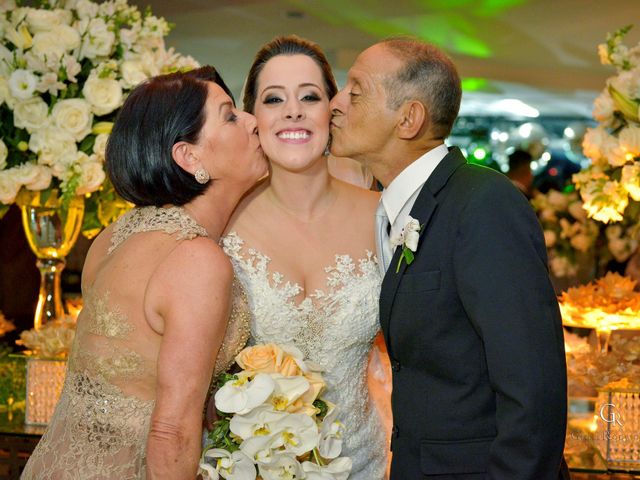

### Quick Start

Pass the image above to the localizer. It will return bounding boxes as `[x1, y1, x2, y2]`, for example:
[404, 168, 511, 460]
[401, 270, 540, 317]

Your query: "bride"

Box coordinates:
[221, 35, 388, 479]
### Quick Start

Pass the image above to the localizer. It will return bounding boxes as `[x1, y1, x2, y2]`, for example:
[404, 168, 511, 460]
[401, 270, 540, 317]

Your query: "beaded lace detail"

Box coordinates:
[108, 205, 208, 254]
[221, 232, 387, 479]
[22, 207, 249, 480]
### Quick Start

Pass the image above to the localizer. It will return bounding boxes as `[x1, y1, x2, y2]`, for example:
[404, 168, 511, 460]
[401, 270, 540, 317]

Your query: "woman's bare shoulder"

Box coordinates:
[335, 178, 380, 213]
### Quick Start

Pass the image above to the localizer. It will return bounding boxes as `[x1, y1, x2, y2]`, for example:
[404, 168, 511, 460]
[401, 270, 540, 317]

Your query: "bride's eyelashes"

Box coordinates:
[261, 92, 323, 105]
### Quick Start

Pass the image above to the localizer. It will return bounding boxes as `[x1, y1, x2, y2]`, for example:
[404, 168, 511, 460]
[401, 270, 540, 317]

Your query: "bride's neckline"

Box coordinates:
[221, 231, 378, 310]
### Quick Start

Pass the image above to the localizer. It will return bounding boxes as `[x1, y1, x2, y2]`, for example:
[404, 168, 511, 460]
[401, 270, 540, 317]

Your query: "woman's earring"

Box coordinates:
[194, 168, 210, 184]
[324, 136, 331, 156]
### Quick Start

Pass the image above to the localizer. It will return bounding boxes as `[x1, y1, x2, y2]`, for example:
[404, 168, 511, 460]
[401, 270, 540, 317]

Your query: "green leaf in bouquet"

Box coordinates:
[206, 417, 240, 453]
[216, 372, 238, 389]
[0, 204, 9, 221]
[313, 398, 328, 420]
[79, 134, 96, 155]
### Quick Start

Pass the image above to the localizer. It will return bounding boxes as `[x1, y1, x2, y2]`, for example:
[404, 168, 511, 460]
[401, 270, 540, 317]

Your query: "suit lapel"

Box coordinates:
[379, 147, 467, 339]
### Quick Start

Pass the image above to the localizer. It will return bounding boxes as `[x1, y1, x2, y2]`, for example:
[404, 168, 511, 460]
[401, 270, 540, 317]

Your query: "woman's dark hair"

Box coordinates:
[243, 35, 337, 113]
[106, 66, 234, 206]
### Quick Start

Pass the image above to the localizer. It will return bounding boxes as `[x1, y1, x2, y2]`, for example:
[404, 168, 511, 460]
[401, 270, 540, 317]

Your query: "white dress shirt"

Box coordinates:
[381, 144, 449, 250]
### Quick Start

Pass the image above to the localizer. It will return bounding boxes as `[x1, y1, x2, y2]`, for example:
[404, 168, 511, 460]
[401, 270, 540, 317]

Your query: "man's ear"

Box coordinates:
[396, 100, 427, 140]
[172, 141, 199, 174]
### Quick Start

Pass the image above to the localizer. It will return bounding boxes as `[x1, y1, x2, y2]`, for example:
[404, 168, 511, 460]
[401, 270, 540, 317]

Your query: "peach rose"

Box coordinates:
[236, 344, 303, 376]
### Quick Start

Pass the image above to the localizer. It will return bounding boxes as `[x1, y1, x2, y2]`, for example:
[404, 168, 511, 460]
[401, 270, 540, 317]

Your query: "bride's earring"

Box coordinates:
[194, 168, 210, 184]
[324, 137, 331, 156]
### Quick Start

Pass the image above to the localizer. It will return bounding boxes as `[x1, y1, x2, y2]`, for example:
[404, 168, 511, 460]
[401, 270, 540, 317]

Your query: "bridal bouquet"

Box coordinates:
[0, 0, 198, 235]
[572, 25, 640, 225]
[199, 344, 352, 480]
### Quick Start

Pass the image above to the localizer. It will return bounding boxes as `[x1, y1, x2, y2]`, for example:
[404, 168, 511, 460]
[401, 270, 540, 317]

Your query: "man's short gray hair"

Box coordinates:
[381, 38, 461, 139]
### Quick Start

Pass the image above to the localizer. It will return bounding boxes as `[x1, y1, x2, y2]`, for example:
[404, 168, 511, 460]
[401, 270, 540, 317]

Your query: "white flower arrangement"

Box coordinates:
[573, 25, 640, 224]
[531, 189, 640, 278]
[0, 0, 198, 236]
[200, 344, 352, 480]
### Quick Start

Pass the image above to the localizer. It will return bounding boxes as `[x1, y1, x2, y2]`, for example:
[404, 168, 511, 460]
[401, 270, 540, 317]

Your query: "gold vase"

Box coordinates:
[19, 191, 84, 330]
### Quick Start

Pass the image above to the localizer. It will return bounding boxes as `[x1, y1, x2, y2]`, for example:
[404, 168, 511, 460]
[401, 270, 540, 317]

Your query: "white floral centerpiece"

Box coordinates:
[0, 0, 198, 236]
[532, 189, 639, 278]
[200, 344, 352, 480]
[572, 25, 640, 225]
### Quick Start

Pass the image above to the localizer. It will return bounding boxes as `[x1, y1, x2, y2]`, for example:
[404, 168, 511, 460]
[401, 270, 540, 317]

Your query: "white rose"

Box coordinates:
[93, 133, 109, 159]
[12, 163, 52, 191]
[25, 8, 71, 33]
[120, 60, 148, 89]
[75, 160, 105, 195]
[51, 98, 93, 142]
[543, 230, 557, 248]
[31, 26, 80, 59]
[0, 170, 21, 204]
[83, 75, 123, 116]
[52, 151, 89, 181]
[29, 125, 77, 166]
[8, 69, 37, 100]
[0, 138, 7, 170]
[619, 125, 640, 157]
[13, 96, 49, 133]
[79, 18, 115, 59]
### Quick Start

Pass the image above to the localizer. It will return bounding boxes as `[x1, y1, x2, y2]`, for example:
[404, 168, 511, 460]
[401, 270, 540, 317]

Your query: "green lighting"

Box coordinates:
[473, 148, 487, 160]
[461, 78, 489, 91]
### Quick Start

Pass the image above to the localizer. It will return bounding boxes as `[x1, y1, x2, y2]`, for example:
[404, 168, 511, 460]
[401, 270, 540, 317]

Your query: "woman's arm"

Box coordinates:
[145, 238, 233, 479]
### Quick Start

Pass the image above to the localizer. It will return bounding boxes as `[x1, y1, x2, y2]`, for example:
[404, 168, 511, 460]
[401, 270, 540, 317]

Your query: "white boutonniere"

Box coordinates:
[390, 216, 423, 273]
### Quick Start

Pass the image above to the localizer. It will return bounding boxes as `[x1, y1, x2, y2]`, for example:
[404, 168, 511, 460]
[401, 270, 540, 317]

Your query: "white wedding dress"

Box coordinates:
[222, 232, 388, 479]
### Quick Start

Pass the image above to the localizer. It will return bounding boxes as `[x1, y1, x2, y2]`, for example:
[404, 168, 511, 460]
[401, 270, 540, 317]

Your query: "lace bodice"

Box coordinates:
[222, 232, 387, 479]
[22, 207, 249, 480]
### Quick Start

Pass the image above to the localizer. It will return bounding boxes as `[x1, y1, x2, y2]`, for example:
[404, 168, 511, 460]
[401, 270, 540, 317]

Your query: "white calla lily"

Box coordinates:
[200, 448, 256, 480]
[215, 372, 275, 415]
[229, 404, 288, 440]
[318, 406, 345, 459]
[302, 457, 353, 480]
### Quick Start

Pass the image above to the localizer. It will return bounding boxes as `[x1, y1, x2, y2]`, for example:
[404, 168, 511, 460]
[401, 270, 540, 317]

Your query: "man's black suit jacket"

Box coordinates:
[381, 147, 567, 479]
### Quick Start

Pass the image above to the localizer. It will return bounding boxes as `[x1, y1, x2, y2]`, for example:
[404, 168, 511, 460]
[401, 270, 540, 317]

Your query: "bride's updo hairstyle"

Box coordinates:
[242, 35, 337, 114]
[106, 66, 234, 207]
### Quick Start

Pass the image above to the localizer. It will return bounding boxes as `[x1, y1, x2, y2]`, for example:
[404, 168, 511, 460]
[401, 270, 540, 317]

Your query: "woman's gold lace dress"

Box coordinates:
[21, 206, 249, 480]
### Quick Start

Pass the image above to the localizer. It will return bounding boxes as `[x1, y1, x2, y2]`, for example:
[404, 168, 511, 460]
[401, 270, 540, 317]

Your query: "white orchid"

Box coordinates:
[229, 405, 289, 440]
[302, 457, 353, 480]
[215, 372, 275, 415]
[318, 406, 345, 459]
[270, 413, 319, 456]
[198, 448, 256, 480]
[205, 344, 350, 479]
[257, 453, 305, 480]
